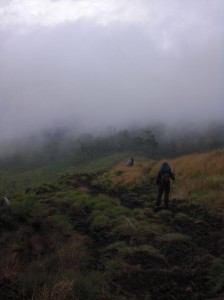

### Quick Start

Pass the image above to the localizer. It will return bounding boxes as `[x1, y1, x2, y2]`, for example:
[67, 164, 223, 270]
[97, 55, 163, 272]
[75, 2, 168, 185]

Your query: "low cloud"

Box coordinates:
[0, 0, 223, 143]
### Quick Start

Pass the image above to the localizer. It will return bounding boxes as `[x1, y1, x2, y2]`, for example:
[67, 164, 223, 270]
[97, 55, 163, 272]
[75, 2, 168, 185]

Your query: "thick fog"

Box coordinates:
[0, 0, 223, 144]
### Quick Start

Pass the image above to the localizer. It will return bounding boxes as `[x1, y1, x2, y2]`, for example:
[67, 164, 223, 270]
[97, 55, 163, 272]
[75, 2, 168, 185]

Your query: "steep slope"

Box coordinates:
[0, 150, 223, 299]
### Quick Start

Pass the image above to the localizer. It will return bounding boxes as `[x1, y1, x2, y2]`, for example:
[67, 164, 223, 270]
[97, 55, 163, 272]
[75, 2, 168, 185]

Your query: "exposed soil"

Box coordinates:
[56, 173, 224, 299]
[0, 172, 223, 300]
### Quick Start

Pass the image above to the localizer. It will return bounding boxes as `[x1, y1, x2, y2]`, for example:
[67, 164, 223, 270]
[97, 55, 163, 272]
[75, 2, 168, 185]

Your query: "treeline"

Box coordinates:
[29, 122, 224, 162]
[0, 122, 224, 169]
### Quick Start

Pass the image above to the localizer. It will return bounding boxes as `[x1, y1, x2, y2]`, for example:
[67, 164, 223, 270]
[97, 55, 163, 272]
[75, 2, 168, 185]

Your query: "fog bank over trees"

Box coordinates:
[0, 122, 223, 164]
[0, 0, 223, 145]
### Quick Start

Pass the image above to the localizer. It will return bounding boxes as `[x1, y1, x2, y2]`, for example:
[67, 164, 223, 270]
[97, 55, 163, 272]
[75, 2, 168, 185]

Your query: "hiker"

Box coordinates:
[127, 157, 134, 167]
[155, 162, 175, 209]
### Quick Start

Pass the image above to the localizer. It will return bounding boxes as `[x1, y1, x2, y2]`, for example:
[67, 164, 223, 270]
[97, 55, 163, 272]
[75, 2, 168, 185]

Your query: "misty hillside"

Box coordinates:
[1, 123, 224, 200]
[0, 149, 223, 300]
[1, 1, 224, 297]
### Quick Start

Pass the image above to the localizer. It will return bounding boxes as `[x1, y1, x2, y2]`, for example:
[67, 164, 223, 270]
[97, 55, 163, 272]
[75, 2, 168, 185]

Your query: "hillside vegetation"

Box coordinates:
[1, 122, 224, 198]
[0, 153, 129, 199]
[0, 149, 224, 299]
[103, 148, 224, 212]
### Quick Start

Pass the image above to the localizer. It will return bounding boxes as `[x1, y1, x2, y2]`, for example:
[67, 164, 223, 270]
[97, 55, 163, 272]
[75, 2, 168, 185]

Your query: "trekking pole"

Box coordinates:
[169, 164, 175, 199]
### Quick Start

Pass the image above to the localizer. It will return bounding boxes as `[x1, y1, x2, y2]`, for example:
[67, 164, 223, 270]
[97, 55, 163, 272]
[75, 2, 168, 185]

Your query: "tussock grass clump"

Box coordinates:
[67, 193, 117, 213]
[48, 214, 72, 230]
[158, 233, 193, 265]
[157, 209, 174, 223]
[10, 193, 36, 219]
[90, 214, 111, 232]
[55, 189, 88, 201]
[35, 183, 60, 194]
[104, 257, 126, 282]
[106, 206, 131, 219]
[103, 241, 127, 255]
[71, 194, 94, 210]
[121, 245, 168, 269]
[93, 194, 117, 211]
[133, 223, 164, 245]
[39, 270, 105, 300]
[104, 243, 168, 269]
[159, 232, 192, 243]
[208, 257, 224, 294]
[41, 279, 76, 300]
[111, 215, 165, 246]
[172, 213, 195, 232]
[112, 216, 137, 242]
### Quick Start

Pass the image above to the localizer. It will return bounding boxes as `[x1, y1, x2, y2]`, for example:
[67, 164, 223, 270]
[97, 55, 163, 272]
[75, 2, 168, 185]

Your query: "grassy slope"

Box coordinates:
[0, 153, 131, 198]
[156, 148, 224, 211]
[103, 148, 224, 212]
[0, 149, 224, 299]
[3, 148, 223, 209]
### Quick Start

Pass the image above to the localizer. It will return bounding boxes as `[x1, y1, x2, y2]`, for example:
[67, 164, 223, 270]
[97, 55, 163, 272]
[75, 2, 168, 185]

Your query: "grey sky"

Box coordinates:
[0, 0, 223, 142]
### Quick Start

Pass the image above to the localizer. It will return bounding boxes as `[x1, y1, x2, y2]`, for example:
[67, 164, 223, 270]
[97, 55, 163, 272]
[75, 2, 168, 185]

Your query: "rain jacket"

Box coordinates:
[156, 162, 175, 186]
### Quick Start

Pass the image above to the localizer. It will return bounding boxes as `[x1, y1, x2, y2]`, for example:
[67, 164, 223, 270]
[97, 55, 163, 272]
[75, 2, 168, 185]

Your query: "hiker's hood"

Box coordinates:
[160, 162, 171, 172]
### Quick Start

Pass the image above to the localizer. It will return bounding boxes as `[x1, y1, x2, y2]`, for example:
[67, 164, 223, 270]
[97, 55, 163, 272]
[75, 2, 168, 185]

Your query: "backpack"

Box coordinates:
[161, 172, 170, 184]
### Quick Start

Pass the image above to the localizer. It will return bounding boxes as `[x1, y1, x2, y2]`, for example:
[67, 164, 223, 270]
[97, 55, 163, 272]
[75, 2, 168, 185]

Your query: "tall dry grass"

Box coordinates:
[107, 149, 224, 211]
[150, 148, 224, 210]
[104, 158, 156, 186]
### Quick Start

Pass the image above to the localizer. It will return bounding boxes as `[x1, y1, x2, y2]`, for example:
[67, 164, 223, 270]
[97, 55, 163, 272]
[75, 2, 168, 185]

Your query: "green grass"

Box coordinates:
[159, 232, 192, 242]
[48, 214, 72, 230]
[1, 150, 224, 299]
[0, 153, 129, 198]
[208, 257, 224, 294]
